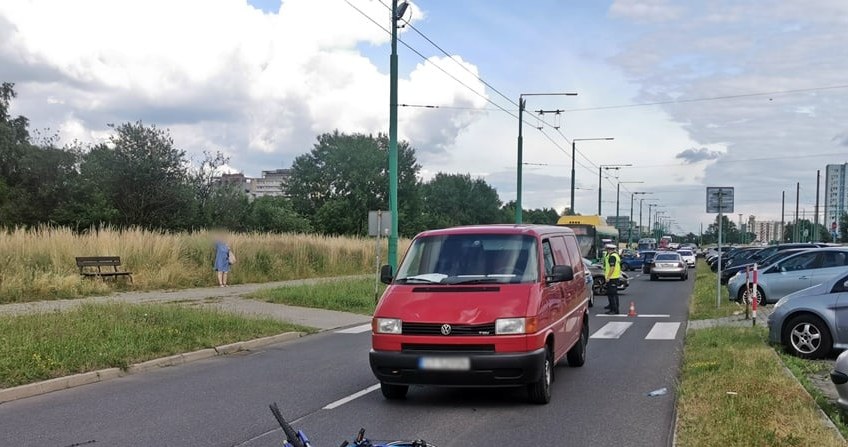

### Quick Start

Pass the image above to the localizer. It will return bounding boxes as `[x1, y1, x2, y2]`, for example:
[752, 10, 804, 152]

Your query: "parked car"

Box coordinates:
[712, 247, 760, 272]
[830, 350, 848, 412]
[371, 225, 589, 404]
[677, 249, 696, 268]
[745, 243, 820, 265]
[641, 250, 657, 274]
[728, 248, 848, 304]
[650, 252, 689, 281]
[584, 258, 630, 295]
[719, 248, 810, 285]
[767, 269, 848, 358]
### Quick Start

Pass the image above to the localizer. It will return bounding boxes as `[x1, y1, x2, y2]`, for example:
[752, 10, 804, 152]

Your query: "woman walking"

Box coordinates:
[214, 235, 233, 287]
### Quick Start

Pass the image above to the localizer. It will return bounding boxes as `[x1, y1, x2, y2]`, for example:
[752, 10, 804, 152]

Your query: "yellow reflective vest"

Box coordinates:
[604, 252, 622, 279]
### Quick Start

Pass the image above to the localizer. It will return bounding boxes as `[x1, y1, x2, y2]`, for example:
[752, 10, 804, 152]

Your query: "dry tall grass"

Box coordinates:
[0, 227, 409, 304]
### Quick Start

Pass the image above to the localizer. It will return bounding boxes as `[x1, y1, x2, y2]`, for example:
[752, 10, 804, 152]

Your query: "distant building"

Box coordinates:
[825, 163, 848, 234]
[605, 215, 635, 236]
[213, 168, 292, 201]
[248, 169, 292, 200]
[753, 220, 782, 243]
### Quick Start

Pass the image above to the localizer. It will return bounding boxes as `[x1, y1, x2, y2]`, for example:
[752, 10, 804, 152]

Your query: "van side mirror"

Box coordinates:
[380, 265, 394, 285]
[548, 265, 574, 283]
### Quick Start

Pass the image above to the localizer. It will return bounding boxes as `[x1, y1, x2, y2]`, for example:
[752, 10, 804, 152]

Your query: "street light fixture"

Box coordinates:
[615, 181, 643, 241]
[570, 137, 613, 214]
[628, 192, 651, 247]
[387, 0, 410, 269]
[598, 164, 632, 216]
[516, 92, 578, 223]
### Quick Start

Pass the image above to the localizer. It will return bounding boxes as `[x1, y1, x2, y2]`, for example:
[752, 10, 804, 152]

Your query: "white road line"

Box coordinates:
[335, 323, 372, 334]
[595, 314, 670, 318]
[590, 322, 633, 339]
[323, 384, 381, 410]
[645, 322, 681, 340]
[595, 314, 628, 317]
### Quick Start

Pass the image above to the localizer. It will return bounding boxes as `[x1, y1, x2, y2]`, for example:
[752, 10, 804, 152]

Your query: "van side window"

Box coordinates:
[564, 235, 583, 269]
[542, 239, 555, 276]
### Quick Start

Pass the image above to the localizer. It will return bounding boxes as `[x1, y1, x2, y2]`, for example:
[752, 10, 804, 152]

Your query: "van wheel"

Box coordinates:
[380, 382, 408, 400]
[567, 318, 588, 367]
[528, 346, 552, 404]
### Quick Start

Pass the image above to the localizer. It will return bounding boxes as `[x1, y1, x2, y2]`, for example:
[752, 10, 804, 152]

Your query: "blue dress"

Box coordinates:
[214, 241, 230, 272]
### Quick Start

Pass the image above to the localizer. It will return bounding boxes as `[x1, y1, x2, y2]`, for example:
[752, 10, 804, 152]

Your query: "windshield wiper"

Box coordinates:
[443, 277, 503, 285]
[395, 276, 444, 284]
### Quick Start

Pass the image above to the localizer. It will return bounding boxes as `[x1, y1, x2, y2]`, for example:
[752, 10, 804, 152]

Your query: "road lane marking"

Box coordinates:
[323, 384, 380, 410]
[590, 322, 632, 339]
[335, 323, 372, 334]
[595, 314, 670, 318]
[645, 322, 681, 340]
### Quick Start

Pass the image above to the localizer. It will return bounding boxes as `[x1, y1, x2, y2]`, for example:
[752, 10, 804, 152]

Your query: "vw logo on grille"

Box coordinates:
[440, 324, 452, 336]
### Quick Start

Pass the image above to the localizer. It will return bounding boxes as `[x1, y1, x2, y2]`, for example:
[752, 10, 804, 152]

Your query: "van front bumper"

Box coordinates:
[369, 347, 546, 387]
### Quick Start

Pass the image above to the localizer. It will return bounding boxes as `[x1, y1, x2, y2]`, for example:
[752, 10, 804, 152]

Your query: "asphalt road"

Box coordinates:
[0, 271, 693, 447]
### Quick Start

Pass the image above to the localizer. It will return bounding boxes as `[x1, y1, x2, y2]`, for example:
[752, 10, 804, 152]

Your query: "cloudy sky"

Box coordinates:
[2, 0, 848, 233]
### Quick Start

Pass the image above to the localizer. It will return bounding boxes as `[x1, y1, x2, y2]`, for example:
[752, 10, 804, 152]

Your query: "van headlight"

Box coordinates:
[374, 318, 402, 334]
[495, 318, 525, 335]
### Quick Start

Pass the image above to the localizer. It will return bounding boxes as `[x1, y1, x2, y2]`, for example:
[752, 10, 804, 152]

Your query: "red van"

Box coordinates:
[370, 225, 589, 404]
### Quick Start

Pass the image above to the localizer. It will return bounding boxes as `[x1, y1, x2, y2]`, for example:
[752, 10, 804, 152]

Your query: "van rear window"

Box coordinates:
[395, 234, 539, 285]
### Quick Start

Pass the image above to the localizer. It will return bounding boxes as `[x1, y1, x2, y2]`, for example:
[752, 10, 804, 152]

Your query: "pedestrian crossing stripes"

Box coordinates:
[590, 321, 681, 340]
[335, 323, 372, 334]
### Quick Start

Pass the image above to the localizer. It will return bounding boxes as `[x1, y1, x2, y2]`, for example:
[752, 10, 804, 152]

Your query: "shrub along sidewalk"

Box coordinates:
[0, 303, 310, 389]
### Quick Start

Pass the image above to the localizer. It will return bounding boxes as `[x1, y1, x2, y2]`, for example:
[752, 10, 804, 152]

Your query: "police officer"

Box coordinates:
[603, 244, 622, 315]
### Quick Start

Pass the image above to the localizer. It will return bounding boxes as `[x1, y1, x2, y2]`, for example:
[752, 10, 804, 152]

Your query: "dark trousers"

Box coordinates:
[606, 278, 620, 313]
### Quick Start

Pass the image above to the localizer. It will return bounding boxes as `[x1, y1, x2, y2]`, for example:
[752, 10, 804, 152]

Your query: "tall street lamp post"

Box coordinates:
[516, 92, 577, 223]
[387, 0, 409, 269]
[598, 164, 632, 216]
[571, 137, 613, 214]
[629, 192, 650, 247]
[639, 198, 658, 240]
[616, 181, 643, 242]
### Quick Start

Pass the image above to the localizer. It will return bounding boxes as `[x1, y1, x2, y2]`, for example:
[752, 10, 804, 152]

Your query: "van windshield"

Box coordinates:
[395, 234, 539, 285]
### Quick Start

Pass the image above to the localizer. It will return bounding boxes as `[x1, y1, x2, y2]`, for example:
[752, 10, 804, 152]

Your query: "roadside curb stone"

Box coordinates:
[0, 331, 303, 405]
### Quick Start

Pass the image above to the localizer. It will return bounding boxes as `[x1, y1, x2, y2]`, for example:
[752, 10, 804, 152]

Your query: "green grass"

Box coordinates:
[689, 259, 746, 320]
[0, 303, 311, 388]
[676, 326, 845, 447]
[780, 353, 848, 440]
[251, 278, 385, 315]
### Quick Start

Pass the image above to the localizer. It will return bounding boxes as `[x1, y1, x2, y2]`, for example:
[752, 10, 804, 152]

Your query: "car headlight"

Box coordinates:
[374, 318, 402, 334]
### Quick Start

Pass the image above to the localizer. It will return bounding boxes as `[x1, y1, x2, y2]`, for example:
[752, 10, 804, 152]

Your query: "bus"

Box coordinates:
[659, 235, 673, 250]
[556, 215, 619, 261]
[637, 238, 657, 251]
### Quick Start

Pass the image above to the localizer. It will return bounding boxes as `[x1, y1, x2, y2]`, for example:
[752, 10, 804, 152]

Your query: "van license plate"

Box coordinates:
[419, 356, 470, 371]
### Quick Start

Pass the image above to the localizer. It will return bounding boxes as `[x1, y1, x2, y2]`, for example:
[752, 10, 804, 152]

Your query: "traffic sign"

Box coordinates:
[706, 187, 734, 213]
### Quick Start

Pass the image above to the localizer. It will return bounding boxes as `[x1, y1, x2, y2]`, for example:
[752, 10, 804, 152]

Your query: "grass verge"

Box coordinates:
[676, 326, 845, 446]
[0, 303, 311, 388]
[251, 278, 384, 315]
[780, 353, 848, 439]
[689, 259, 745, 320]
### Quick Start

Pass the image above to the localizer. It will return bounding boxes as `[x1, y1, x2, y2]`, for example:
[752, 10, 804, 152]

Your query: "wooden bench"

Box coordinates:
[75, 256, 133, 283]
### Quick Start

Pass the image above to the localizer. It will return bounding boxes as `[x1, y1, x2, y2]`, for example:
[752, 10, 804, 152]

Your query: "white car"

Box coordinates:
[677, 249, 696, 268]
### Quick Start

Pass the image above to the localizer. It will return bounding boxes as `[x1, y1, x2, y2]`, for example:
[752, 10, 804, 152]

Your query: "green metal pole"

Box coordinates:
[515, 97, 525, 224]
[388, 0, 400, 269]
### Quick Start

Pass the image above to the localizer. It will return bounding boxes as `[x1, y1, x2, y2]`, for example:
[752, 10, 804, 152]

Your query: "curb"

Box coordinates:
[0, 331, 303, 405]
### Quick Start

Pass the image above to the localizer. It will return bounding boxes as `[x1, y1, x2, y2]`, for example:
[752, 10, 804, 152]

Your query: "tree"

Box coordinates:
[499, 201, 561, 225]
[287, 131, 421, 236]
[246, 196, 311, 233]
[80, 122, 197, 230]
[702, 215, 738, 244]
[840, 213, 848, 243]
[418, 173, 502, 228]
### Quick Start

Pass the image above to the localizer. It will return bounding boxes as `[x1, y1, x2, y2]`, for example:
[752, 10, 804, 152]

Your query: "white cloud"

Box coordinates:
[0, 0, 484, 174]
[609, 0, 681, 22]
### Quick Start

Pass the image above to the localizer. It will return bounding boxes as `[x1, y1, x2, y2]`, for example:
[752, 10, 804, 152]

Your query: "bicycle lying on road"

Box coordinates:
[270, 403, 437, 447]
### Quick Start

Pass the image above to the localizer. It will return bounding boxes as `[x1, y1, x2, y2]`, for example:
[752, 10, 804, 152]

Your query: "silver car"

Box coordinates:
[650, 252, 688, 281]
[767, 270, 848, 358]
[831, 350, 848, 412]
[727, 247, 848, 304]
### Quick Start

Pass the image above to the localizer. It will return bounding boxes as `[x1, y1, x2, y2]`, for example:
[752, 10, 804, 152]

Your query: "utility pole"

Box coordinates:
[629, 192, 648, 247]
[780, 191, 785, 245]
[794, 182, 800, 243]
[738, 213, 743, 244]
[387, 0, 408, 269]
[814, 170, 821, 242]
[571, 138, 613, 215]
[598, 164, 630, 216]
[515, 93, 577, 223]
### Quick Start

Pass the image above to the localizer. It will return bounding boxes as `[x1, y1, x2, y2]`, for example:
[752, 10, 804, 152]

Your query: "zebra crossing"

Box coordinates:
[590, 320, 681, 340]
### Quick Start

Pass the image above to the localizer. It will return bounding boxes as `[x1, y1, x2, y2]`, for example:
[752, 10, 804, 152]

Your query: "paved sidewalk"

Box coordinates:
[687, 306, 774, 331]
[0, 275, 371, 331]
